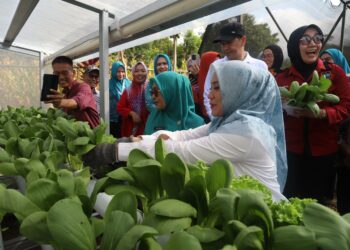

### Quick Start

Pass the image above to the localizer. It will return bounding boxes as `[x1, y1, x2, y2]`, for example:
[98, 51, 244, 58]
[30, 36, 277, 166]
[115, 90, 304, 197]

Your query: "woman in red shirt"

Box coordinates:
[275, 24, 350, 203]
[117, 62, 149, 137]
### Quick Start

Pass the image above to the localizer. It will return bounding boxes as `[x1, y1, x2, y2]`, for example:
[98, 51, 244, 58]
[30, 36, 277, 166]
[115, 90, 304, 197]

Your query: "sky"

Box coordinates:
[77, 0, 348, 62]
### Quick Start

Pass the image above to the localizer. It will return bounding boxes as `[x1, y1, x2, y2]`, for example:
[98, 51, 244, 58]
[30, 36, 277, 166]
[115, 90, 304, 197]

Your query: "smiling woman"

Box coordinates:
[275, 24, 350, 204]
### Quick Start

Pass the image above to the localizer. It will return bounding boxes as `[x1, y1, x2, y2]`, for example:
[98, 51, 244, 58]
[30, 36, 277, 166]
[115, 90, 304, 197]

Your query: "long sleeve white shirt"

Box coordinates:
[118, 124, 285, 201]
[203, 53, 268, 120]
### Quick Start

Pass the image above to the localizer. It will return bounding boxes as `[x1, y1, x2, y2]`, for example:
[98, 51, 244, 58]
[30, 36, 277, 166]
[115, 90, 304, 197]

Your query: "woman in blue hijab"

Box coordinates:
[320, 48, 350, 75]
[109, 61, 131, 138]
[145, 54, 173, 111]
[144, 71, 204, 134]
[83, 61, 287, 201]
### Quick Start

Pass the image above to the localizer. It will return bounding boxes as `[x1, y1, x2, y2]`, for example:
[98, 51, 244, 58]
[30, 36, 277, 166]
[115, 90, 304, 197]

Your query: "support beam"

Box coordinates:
[3, 0, 39, 47]
[61, 0, 115, 19]
[99, 10, 110, 134]
[265, 7, 288, 43]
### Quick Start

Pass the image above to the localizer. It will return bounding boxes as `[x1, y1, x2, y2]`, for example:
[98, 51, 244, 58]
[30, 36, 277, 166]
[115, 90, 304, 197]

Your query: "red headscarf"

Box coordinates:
[197, 51, 220, 116]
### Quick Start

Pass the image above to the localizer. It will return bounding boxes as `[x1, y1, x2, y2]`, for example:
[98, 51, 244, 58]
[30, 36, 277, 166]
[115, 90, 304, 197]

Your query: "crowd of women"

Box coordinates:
[83, 23, 350, 214]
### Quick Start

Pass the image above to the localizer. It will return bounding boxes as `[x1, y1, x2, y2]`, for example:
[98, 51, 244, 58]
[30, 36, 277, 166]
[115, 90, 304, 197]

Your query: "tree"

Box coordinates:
[199, 14, 279, 58]
[243, 15, 279, 57]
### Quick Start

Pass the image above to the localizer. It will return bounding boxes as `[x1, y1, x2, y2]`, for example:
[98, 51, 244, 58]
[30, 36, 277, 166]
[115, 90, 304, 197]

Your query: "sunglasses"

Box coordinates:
[299, 34, 323, 45]
[150, 89, 161, 97]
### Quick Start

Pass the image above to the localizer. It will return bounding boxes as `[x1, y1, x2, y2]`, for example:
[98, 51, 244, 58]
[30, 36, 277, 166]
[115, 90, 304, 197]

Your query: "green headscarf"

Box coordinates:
[144, 71, 204, 134]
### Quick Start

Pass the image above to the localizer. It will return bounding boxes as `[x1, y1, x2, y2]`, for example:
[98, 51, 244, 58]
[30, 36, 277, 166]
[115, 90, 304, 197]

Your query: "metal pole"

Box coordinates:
[39, 51, 44, 108]
[265, 7, 288, 43]
[99, 10, 110, 134]
[323, 10, 343, 46]
[340, 1, 349, 51]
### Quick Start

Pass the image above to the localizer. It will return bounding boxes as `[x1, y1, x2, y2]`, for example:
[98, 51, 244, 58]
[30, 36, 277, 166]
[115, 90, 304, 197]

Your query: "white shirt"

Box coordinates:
[118, 124, 285, 201]
[203, 53, 268, 120]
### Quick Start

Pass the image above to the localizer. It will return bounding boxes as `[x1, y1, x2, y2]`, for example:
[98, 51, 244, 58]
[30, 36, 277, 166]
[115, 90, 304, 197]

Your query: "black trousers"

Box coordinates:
[110, 120, 122, 138]
[337, 166, 350, 215]
[283, 151, 336, 205]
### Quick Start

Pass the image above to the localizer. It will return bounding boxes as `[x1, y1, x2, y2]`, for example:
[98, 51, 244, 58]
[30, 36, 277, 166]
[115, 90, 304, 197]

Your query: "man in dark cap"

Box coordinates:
[203, 22, 267, 119]
[84, 65, 100, 114]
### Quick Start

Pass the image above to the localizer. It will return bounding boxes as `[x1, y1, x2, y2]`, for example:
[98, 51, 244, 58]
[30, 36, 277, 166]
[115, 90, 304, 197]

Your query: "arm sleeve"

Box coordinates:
[116, 90, 132, 117]
[203, 71, 213, 120]
[71, 84, 94, 111]
[118, 132, 252, 165]
[324, 65, 350, 125]
[151, 124, 210, 141]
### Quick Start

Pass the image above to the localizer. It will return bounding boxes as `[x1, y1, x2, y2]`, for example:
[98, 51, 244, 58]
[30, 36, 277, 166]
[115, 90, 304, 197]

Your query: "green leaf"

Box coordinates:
[127, 149, 153, 167]
[150, 199, 197, 218]
[303, 203, 350, 250]
[0, 162, 18, 175]
[56, 169, 75, 196]
[20, 211, 54, 245]
[3, 120, 21, 138]
[25, 159, 47, 177]
[186, 225, 225, 243]
[143, 212, 192, 235]
[319, 75, 332, 92]
[104, 191, 138, 223]
[234, 226, 264, 250]
[206, 159, 234, 200]
[272, 225, 317, 250]
[105, 184, 146, 199]
[47, 198, 95, 250]
[74, 144, 95, 156]
[181, 175, 209, 224]
[155, 138, 167, 164]
[107, 167, 134, 182]
[93, 122, 107, 144]
[73, 136, 90, 146]
[91, 217, 105, 238]
[139, 237, 163, 250]
[0, 147, 11, 161]
[116, 225, 158, 250]
[161, 153, 189, 198]
[26, 179, 65, 211]
[100, 211, 135, 250]
[164, 231, 201, 250]
[0, 186, 41, 221]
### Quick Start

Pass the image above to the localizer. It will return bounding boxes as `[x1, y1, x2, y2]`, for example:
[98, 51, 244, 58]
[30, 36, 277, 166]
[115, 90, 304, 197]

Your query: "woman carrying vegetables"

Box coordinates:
[83, 61, 287, 201]
[275, 24, 350, 204]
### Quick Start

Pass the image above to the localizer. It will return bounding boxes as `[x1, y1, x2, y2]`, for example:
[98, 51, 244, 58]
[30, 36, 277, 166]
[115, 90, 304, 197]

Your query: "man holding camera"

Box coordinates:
[46, 56, 100, 128]
[203, 22, 268, 119]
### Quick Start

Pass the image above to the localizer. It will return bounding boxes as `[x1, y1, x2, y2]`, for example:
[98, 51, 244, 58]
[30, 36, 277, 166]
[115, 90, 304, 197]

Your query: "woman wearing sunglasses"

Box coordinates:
[144, 71, 204, 134]
[276, 24, 350, 204]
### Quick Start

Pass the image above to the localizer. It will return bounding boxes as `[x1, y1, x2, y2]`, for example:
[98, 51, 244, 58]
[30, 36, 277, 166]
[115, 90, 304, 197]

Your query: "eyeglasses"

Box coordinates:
[150, 89, 161, 97]
[299, 34, 323, 45]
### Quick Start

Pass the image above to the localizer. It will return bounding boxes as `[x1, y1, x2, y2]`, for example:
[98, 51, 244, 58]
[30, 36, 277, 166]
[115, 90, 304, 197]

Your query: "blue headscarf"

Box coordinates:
[144, 72, 204, 134]
[146, 54, 174, 111]
[208, 61, 287, 191]
[153, 54, 173, 75]
[109, 61, 131, 122]
[320, 48, 350, 74]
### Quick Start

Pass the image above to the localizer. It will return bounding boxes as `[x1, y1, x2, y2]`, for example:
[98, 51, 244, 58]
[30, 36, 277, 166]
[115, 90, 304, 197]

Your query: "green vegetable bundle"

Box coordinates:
[279, 71, 340, 116]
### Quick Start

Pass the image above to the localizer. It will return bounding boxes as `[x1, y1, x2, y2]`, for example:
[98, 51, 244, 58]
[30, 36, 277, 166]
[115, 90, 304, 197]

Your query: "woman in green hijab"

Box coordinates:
[144, 71, 204, 134]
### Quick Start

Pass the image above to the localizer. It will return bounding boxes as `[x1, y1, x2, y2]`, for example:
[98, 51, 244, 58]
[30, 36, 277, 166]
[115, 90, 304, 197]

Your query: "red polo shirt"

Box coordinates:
[276, 59, 350, 156]
[64, 81, 100, 128]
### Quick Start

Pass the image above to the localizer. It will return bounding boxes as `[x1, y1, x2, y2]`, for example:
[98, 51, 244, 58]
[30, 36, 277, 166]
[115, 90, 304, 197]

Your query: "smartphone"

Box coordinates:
[40, 74, 59, 101]
[191, 54, 197, 60]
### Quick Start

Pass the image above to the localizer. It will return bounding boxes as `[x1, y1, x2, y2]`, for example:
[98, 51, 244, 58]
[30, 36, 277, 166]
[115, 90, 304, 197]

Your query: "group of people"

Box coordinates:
[46, 21, 350, 214]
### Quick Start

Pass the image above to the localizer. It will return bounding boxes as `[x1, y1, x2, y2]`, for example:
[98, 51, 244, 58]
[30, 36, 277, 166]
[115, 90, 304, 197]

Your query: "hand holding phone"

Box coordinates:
[41, 74, 59, 101]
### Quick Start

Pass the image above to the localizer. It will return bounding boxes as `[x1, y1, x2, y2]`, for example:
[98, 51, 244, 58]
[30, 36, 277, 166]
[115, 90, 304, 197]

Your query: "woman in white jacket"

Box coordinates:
[83, 61, 287, 201]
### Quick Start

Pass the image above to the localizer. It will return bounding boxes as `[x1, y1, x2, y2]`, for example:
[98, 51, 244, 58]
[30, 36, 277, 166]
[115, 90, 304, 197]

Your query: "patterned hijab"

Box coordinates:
[127, 62, 148, 114]
[109, 61, 130, 121]
[320, 48, 350, 74]
[208, 61, 287, 190]
[144, 71, 204, 134]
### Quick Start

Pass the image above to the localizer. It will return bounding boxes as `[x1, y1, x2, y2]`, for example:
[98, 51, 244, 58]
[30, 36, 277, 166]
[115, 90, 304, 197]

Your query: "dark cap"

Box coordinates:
[213, 22, 245, 43]
[85, 65, 99, 74]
